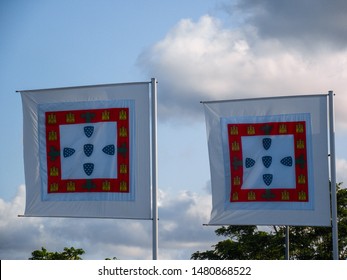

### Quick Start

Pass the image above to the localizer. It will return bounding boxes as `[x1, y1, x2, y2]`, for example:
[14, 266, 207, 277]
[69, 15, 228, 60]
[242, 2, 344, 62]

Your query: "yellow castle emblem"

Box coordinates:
[102, 110, 110, 121]
[248, 191, 256, 200]
[48, 131, 57, 141]
[298, 174, 306, 184]
[120, 164, 128, 174]
[279, 124, 287, 133]
[296, 139, 305, 149]
[298, 191, 307, 200]
[102, 181, 111, 191]
[281, 191, 290, 200]
[66, 112, 75, 123]
[247, 125, 255, 135]
[66, 181, 75, 192]
[50, 183, 59, 192]
[47, 113, 56, 124]
[231, 141, 240, 151]
[230, 126, 238, 135]
[50, 167, 59, 176]
[233, 176, 241, 186]
[119, 110, 127, 120]
[120, 181, 128, 191]
[119, 127, 128, 137]
[296, 123, 304, 133]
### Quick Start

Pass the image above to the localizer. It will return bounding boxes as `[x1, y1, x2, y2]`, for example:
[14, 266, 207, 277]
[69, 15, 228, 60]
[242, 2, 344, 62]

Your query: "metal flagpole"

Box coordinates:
[151, 78, 159, 260]
[329, 90, 339, 260]
[285, 226, 290, 260]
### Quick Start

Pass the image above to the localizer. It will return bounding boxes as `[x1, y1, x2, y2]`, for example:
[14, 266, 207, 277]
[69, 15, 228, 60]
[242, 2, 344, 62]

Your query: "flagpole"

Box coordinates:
[151, 78, 159, 260]
[329, 90, 339, 260]
[285, 226, 289, 260]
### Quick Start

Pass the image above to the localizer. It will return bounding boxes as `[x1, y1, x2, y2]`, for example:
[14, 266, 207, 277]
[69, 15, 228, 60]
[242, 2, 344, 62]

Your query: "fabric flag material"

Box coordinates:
[203, 95, 330, 226]
[20, 82, 151, 219]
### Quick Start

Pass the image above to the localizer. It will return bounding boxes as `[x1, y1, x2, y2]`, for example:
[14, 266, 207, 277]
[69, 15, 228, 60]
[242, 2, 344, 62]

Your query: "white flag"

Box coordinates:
[203, 95, 330, 226]
[20, 82, 151, 219]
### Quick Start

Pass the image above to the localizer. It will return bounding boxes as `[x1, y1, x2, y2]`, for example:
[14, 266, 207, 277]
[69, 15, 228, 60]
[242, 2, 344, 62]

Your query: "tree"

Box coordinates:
[191, 184, 347, 260]
[29, 247, 85, 260]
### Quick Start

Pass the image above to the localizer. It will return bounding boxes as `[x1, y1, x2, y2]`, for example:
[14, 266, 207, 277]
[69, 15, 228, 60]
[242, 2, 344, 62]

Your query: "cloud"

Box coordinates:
[230, 0, 347, 51]
[0, 185, 220, 260]
[0, 186, 46, 259]
[2, 163, 346, 260]
[138, 14, 347, 128]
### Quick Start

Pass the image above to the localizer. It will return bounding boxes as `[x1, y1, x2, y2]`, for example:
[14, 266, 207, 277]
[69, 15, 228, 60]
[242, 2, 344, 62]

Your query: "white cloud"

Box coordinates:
[138, 15, 347, 130]
[230, 0, 347, 50]
[0, 185, 220, 260]
[2, 172, 346, 260]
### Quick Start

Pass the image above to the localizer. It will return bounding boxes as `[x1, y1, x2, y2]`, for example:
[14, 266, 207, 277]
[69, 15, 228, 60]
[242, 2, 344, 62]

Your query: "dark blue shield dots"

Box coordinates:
[263, 174, 273, 186]
[245, 158, 256, 168]
[84, 126, 94, 138]
[262, 138, 272, 150]
[84, 144, 94, 157]
[281, 156, 293, 167]
[262, 156, 272, 168]
[63, 147, 75, 158]
[83, 163, 94, 176]
[102, 144, 115, 155]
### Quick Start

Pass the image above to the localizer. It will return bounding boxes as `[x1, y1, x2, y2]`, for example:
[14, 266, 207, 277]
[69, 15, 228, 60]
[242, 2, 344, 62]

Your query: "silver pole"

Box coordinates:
[285, 226, 290, 260]
[329, 90, 339, 260]
[151, 78, 159, 260]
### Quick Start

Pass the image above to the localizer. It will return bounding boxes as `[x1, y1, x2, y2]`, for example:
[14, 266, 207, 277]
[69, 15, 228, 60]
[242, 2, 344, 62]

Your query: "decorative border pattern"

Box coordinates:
[45, 107, 130, 194]
[227, 120, 309, 203]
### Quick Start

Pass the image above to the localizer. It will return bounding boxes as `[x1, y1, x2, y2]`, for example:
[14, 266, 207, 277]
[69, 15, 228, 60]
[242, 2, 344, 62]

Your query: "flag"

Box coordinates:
[203, 94, 331, 226]
[20, 82, 151, 219]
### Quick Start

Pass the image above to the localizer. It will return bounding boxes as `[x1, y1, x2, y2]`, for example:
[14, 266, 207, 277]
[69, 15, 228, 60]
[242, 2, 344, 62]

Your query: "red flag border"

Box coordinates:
[44, 107, 130, 196]
[226, 120, 309, 203]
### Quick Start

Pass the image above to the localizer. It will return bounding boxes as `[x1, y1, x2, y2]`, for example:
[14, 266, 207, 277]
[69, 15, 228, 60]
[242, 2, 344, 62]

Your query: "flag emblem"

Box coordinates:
[45, 107, 130, 195]
[84, 126, 94, 138]
[102, 144, 115, 155]
[226, 118, 309, 203]
[262, 155, 272, 168]
[63, 147, 75, 158]
[83, 144, 94, 157]
[262, 138, 272, 150]
[83, 163, 94, 176]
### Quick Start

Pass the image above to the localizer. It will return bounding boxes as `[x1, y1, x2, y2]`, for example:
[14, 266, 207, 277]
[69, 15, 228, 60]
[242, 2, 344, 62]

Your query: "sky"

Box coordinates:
[1, 0, 347, 260]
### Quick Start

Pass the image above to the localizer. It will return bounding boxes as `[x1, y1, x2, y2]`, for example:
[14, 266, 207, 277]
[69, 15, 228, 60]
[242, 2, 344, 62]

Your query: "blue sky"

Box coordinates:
[1, 0, 347, 260]
[1, 0, 229, 201]
[0, 0, 214, 200]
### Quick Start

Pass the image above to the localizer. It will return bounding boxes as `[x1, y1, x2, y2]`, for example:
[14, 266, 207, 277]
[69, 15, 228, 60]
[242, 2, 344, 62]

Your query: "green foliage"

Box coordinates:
[29, 247, 85, 260]
[191, 226, 284, 260]
[192, 184, 347, 260]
